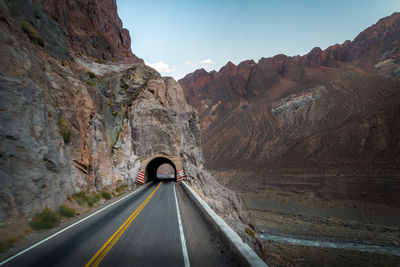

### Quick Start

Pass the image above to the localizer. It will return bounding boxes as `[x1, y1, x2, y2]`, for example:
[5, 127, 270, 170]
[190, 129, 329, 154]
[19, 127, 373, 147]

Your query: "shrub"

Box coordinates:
[30, 208, 60, 230]
[7, 236, 21, 248]
[73, 192, 86, 198]
[116, 184, 127, 193]
[0, 240, 7, 253]
[245, 227, 255, 238]
[90, 194, 100, 204]
[87, 71, 97, 79]
[72, 192, 101, 207]
[20, 21, 45, 47]
[37, 38, 45, 47]
[58, 205, 75, 218]
[0, 236, 23, 253]
[73, 192, 90, 206]
[94, 58, 105, 64]
[87, 80, 95, 86]
[76, 198, 84, 206]
[58, 118, 72, 144]
[73, 192, 88, 206]
[86, 198, 94, 207]
[106, 98, 113, 108]
[100, 191, 111, 200]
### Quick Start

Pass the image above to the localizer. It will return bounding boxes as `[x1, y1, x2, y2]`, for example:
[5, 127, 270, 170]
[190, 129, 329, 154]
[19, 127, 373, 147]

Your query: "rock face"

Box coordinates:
[34, 0, 143, 62]
[0, 0, 257, 252]
[179, 13, 400, 208]
[5, 0, 70, 59]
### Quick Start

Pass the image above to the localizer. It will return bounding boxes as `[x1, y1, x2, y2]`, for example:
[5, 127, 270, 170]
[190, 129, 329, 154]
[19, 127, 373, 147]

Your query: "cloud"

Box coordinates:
[186, 58, 213, 67]
[200, 58, 212, 65]
[186, 61, 195, 67]
[145, 61, 176, 73]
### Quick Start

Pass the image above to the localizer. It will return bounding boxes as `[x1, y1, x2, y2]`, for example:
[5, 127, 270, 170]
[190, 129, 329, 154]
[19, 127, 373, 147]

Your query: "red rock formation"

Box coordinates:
[35, 0, 143, 62]
[179, 13, 400, 206]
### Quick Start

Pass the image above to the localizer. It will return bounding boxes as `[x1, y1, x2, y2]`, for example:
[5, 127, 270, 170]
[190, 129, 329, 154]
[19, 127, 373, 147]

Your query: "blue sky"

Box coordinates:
[117, 0, 400, 80]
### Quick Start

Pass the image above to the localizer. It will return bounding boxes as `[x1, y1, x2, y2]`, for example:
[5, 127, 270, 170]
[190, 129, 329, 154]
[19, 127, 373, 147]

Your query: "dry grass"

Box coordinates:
[72, 192, 100, 207]
[30, 208, 60, 230]
[100, 191, 111, 200]
[115, 184, 128, 194]
[58, 205, 75, 218]
[58, 118, 72, 144]
[20, 21, 44, 47]
[87, 71, 98, 79]
[245, 227, 255, 238]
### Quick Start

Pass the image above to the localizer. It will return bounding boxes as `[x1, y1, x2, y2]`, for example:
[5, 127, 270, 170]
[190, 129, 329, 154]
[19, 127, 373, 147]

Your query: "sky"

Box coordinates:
[116, 0, 400, 80]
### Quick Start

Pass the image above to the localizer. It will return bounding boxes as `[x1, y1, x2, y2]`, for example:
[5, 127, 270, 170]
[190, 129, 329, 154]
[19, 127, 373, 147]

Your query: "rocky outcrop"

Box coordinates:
[124, 73, 256, 246]
[34, 0, 143, 62]
[179, 13, 400, 207]
[4, 0, 70, 59]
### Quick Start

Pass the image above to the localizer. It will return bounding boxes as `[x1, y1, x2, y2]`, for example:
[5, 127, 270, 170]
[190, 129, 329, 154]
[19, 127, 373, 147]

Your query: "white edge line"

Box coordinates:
[0, 182, 153, 266]
[173, 185, 190, 267]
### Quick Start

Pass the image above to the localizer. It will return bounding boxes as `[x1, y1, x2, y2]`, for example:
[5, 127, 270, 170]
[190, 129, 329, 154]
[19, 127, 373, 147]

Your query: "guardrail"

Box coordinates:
[180, 181, 268, 267]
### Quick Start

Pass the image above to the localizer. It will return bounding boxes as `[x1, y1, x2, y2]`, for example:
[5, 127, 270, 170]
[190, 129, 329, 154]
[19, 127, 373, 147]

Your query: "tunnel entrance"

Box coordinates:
[157, 163, 175, 179]
[145, 157, 177, 182]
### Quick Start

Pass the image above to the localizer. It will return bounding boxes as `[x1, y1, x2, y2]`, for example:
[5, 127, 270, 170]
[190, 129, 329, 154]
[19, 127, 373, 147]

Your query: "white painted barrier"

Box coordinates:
[180, 182, 268, 267]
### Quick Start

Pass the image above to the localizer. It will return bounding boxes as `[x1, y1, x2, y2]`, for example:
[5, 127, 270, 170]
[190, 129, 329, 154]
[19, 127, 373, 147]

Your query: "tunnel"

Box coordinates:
[145, 157, 177, 182]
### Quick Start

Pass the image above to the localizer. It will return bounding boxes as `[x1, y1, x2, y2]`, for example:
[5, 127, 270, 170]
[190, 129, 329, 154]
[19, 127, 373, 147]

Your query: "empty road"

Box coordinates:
[1, 181, 239, 267]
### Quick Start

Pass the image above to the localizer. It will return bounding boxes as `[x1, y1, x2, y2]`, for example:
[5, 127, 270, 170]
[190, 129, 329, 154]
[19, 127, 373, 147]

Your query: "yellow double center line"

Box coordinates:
[85, 182, 163, 267]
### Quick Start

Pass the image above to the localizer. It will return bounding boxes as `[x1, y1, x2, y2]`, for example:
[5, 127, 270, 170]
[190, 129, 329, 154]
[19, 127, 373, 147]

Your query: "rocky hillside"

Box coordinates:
[35, 0, 143, 62]
[0, 0, 258, 251]
[179, 13, 400, 206]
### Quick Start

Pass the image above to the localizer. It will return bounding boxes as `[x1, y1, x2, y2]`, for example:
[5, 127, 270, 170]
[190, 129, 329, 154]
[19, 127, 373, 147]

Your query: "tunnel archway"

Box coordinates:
[145, 157, 177, 182]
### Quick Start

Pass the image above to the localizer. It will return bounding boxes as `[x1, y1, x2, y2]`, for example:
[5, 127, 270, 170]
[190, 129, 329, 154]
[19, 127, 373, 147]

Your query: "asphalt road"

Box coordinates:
[1, 181, 238, 267]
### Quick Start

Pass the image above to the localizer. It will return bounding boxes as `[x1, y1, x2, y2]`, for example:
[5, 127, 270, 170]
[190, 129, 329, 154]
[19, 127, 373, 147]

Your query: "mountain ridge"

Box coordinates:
[179, 12, 400, 207]
[181, 11, 400, 83]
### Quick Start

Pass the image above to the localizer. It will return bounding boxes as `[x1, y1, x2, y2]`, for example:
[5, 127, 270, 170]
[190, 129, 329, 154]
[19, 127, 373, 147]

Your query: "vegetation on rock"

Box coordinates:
[0, 240, 7, 253]
[100, 191, 112, 200]
[58, 118, 72, 144]
[87, 71, 98, 79]
[20, 21, 44, 47]
[106, 98, 113, 108]
[72, 192, 100, 207]
[30, 208, 60, 230]
[245, 227, 255, 238]
[115, 184, 128, 194]
[0, 235, 24, 253]
[87, 80, 95, 86]
[58, 205, 75, 218]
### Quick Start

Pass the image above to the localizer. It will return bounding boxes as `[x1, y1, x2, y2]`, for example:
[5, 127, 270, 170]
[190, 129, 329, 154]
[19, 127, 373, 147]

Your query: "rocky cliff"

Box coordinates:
[179, 13, 400, 208]
[35, 0, 143, 62]
[0, 0, 257, 251]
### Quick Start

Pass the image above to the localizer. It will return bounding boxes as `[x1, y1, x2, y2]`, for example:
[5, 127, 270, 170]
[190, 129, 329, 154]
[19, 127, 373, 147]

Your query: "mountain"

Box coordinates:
[179, 13, 400, 208]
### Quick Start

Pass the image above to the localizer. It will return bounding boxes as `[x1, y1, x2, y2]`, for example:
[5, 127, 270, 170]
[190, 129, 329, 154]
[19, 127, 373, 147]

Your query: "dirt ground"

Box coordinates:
[249, 208, 400, 246]
[262, 241, 400, 267]
[212, 170, 400, 266]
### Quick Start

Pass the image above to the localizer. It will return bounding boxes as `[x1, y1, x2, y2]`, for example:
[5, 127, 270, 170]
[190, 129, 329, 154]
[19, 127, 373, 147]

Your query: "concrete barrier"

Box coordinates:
[180, 181, 268, 267]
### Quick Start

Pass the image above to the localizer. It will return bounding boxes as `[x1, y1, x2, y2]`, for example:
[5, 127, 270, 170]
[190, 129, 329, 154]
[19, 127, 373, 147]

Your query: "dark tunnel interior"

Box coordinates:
[145, 157, 177, 181]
